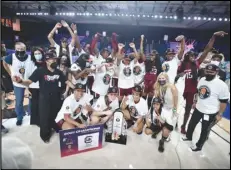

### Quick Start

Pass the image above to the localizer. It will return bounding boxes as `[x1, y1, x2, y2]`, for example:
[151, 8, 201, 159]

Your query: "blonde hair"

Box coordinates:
[153, 72, 171, 99]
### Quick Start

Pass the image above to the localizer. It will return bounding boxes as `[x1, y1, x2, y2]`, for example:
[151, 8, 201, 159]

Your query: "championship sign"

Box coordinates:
[105, 109, 127, 145]
[59, 124, 104, 157]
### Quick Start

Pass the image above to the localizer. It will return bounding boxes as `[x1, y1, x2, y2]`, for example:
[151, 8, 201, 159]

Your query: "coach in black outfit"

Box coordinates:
[12, 52, 74, 143]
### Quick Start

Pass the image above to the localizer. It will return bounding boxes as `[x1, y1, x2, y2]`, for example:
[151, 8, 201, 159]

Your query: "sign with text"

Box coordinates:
[59, 124, 104, 157]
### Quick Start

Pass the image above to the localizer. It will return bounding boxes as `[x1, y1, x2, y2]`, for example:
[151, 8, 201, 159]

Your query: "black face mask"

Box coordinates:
[205, 74, 216, 81]
[16, 51, 27, 61]
[50, 62, 57, 69]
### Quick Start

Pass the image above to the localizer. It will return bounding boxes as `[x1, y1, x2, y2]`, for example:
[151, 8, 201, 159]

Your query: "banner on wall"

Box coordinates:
[59, 124, 104, 157]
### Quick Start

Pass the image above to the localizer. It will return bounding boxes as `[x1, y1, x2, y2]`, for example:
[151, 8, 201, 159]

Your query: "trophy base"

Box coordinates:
[105, 133, 127, 145]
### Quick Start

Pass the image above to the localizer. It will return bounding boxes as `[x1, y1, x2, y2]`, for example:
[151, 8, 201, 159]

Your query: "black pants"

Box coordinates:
[39, 93, 62, 141]
[186, 108, 217, 149]
[29, 88, 40, 126]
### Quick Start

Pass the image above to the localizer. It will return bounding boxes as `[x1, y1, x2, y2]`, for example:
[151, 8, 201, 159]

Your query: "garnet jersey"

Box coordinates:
[178, 61, 200, 93]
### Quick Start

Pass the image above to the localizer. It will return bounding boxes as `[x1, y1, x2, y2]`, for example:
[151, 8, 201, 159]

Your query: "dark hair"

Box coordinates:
[75, 53, 90, 70]
[31, 47, 45, 66]
[150, 98, 163, 124]
[58, 54, 71, 68]
[179, 52, 198, 81]
[145, 53, 162, 75]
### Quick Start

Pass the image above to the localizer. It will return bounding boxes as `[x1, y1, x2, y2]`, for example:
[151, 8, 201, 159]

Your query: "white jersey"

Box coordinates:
[10, 54, 35, 88]
[163, 87, 174, 109]
[93, 96, 119, 112]
[162, 55, 181, 84]
[196, 77, 229, 114]
[133, 62, 145, 85]
[92, 66, 115, 96]
[118, 60, 135, 89]
[55, 93, 93, 123]
[125, 95, 148, 118]
[54, 43, 74, 64]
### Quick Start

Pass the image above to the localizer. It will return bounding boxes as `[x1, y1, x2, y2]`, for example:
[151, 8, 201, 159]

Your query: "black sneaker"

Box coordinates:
[158, 140, 165, 153]
[16, 120, 23, 126]
[182, 137, 192, 141]
[151, 132, 158, 139]
[190, 146, 202, 152]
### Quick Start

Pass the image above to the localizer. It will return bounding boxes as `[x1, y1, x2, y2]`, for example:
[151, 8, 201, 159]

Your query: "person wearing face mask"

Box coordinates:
[161, 35, 185, 84]
[47, 20, 76, 64]
[3, 42, 36, 126]
[153, 72, 178, 141]
[143, 50, 162, 109]
[92, 87, 119, 125]
[121, 85, 148, 134]
[182, 64, 229, 152]
[92, 58, 115, 97]
[199, 53, 226, 82]
[55, 83, 98, 130]
[12, 52, 74, 143]
[28, 47, 45, 126]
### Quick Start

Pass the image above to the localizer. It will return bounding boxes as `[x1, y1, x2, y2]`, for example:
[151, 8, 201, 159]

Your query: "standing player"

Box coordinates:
[183, 64, 229, 151]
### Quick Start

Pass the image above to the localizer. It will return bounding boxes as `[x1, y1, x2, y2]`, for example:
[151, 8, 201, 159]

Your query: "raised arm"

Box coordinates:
[139, 35, 146, 61]
[129, 42, 139, 63]
[70, 23, 81, 51]
[116, 43, 125, 66]
[197, 31, 228, 64]
[175, 35, 185, 60]
[61, 20, 76, 47]
[47, 22, 62, 47]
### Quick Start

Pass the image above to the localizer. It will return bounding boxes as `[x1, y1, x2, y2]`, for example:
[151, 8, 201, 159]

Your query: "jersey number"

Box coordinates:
[186, 72, 192, 79]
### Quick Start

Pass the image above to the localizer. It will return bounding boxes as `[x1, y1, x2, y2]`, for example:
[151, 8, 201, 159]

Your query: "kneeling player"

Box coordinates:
[145, 97, 163, 139]
[92, 87, 119, 124]
[121, 85, 148, 134]
[55, 83, 98, 130]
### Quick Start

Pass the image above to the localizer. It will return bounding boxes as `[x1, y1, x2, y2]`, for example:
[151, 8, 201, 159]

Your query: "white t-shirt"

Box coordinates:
[133, 62, 145, 85]
[118, 60, 135, 89]
[54, 43, 74, 64]
[10, 54, 35, 88]
[147, 108, 174, 126]
[92, 66, 115, 96]
[162, 55, 181, 84]
[93, 96, 119, 112]
[55, 93, 93, 123]
[125, 95, 148, 118]
[196, 77, 230, 114]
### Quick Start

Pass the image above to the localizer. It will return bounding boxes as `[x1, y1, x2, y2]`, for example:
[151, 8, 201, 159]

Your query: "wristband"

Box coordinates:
[74, 30, 77, 34]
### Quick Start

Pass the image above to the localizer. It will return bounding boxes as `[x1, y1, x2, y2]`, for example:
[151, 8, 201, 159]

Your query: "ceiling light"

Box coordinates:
[198, 17, 201, 20]
[194, 17, 197, 20]
[213, 18, 216, 21]
[224, 18, 228, 21]
[174, 16, 177, 19]
[159, 15, 163, 18]
[208, 17, 211, 20]
[188, 17, 191, 20]
[219, 18, 222, 21]
[203, 17, 207, 20]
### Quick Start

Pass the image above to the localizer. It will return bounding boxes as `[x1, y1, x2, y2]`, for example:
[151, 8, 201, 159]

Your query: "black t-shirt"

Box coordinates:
[198, 68, 226, 82]
[29, 67, 66, 95]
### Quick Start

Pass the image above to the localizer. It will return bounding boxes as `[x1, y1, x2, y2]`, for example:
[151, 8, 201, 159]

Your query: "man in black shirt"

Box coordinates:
[198, 54, 226, 82]
[12, 52, 74, 143]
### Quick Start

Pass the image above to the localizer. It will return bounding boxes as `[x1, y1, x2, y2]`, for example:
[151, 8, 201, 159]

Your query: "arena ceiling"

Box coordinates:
[2, 1, 230, 30]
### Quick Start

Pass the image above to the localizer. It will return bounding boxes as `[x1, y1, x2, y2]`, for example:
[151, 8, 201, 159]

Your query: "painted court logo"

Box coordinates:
[198, 85, 211, 99]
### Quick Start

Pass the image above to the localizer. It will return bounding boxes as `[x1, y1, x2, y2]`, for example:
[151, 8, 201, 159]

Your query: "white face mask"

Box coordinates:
[34, 54, 42, 61]
[210, 60, 220, 66]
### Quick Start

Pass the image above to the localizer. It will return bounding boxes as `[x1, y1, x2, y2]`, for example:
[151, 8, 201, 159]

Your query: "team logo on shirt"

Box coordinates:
[123, 67, 131, 77]
[198, 85, 211, 99]
[73, 105, 82, 117]
[103, 74, 111, 85]
[44, 75, 60, 82]
[129, 106, 138, 117]
[133, 66, 142, 76]
[162, 63, 170, 72]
